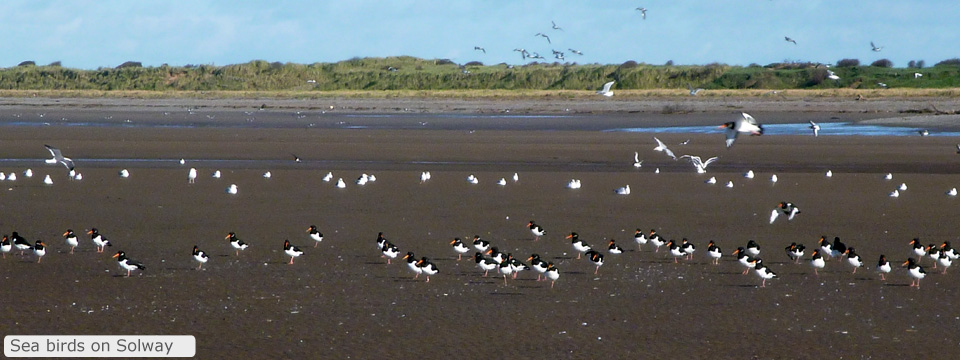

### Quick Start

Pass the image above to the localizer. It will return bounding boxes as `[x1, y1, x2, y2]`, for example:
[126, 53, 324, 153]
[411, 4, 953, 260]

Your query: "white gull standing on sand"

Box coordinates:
[226, 184, 238, 194]
[189, 168, 198, 183]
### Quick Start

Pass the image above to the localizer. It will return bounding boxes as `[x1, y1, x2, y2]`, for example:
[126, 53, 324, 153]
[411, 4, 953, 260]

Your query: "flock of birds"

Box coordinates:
[9, 111, 956, 290]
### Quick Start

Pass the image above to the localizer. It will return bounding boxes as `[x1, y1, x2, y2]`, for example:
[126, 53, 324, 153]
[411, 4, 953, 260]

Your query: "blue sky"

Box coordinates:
[1, 0, 956, 69]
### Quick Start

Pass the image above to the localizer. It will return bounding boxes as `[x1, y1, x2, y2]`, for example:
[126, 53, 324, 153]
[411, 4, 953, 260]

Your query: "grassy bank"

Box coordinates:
[1, 57, 959, 94]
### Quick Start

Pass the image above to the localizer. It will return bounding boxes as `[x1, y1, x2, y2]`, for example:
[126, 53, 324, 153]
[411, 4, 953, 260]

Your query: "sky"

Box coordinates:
[0, 0, 956, 69]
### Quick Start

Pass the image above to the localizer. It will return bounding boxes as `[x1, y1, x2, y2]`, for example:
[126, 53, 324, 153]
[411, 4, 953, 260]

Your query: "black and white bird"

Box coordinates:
[910, 238, 926, 262]
[809, 121, 820, 136]
[473, 46, 486, 53]
[551, 20, 563, 31]
[634, 229, 648, 250]
[608, 240, 624, 254]
[720, 112, 764, 148]
[88, 228, 111, 253]
[32, 240, 46, 263]
[687, 84, 704, 96]
[528, 254, 549, 281]
[877, 255, 891, 280]
[568, 48, 583, 55]
[733, 247, 754, 275]
[63, 229, 79, 254]
[870, 41, 883, 52]
[937, 252, 952, 274]
[745, 240, 761, 257]
[381, 241, 399, 264]
[770, 202, 801, 224]
[903, 258, 926, 288]
[450, 238, 470, 260]
[810, 249, 826, 275]
[649, 230, 666, 252]
[636, 7, 647, 19]
[283, 240, 303, 264]
[784, 36, 797, 45]
[416, 257, 439, 282]
[707, 240, 722, 265]
[785, 242, 805, 263]
[528, 221, 545, 241]
[307, 225, 324, 247]
[845, 247, 864, 273]
[751, 258, 778, 287]
[567, 232, 592, 259]
[226, 232, 248, 256]
[545, 262, 560, 288]
[830, 237, 848, 261]
[402, 252, 422, 279]
[112, 251, 146, 277]
[44, 144, 75, 171]
[12, 232, 32, 255]
[585, 250, 604, 274]
[192, 245, 209, 270]
[667, 240, 686, 263]
[0, 235, 10, 258]
[472, 235, 491, 252]
[681, 238, 696, 260]
[475, 252, 499, 277]
[818, 236, 835, 260]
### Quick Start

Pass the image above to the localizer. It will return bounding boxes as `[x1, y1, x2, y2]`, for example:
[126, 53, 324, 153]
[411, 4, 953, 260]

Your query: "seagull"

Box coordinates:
[633, 152, 643, 168]
[877, 82, 888, 89]
[566, 179, 581, 189]
[720, 112, 764, 148]
[744, 170, 755, 179]
[212, 170, 221, 178]
[769, 202, 801, 224]
[188, 168, 197, 183]
[597, 81, 615, 97]
[687, 84, 704, 96]
[770, 174, 778, 183]
[870, 41, 883, 52]
[323, 172, 334, 182]
[43, 175, 53, 185]
[263, 171, 272, 179]
[551, 21, 563, 31]
[705, 177, 717, 184]
[119, 169, 130, 178]
[496, 178, 507, 186]
[512, 173, 519, 182]
[679, 155, 719, 174]
[535, 32, 551, 44]
[825, 170, 833, 177]
[784, 36, 797, 45]
[336, 178, 346, 188]
[827, 70, 840, 80]
[474, 46, 486, 53]
[809, 121, 820, 136]
[889, 189, 900, 198]
[918, 129, 929, 136]
[466, 174, 479, 184]
[44, 145, 75, 171]
[615, 185, 631, 195]
[636, 7, 647, 19]
[226, 184, 238, 195]
[568, 49, 583, 55]
[898, 183, 908, 191]
[653, 137, 677, 160]
[914, 73, 923, 79]
[948, 188, 958, 196]
[725, 181, 734, 188]
[24, 169, 32, 178]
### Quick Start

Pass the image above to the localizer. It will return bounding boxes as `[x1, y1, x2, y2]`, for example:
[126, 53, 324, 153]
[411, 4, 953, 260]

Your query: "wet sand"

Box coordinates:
[1, 97, 960, 359]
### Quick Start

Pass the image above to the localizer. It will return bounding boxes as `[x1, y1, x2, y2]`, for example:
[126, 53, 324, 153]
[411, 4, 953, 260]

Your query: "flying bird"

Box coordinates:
[871, 41, 883, 52]
[809, 121, 820, 136]
[596, 81, 615, 97]
[535, 32, 551, 44]
[687, 84, 704, 96]
[551, 21, 563, 31]
[720, 112, 764, 148]
[769, 202, 801, 224]
[636, 7, 647, 19]
[633, 152, 643, 168]
[474, 46, 486, 53]
[568, 49, 583, 55]
[784, 37, 797, 45]
[826, 70, 840, 80]
[44, 144, 75, 171]
[653, 137, 677, 160]
[679, 155, 719, 174]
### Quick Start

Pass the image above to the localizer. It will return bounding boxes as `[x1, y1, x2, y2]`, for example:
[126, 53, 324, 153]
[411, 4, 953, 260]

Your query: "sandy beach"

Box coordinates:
[1, 96, 959, 359]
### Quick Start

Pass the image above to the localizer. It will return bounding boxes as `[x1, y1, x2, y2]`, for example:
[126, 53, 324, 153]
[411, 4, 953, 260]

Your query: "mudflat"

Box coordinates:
[1, 96, 959, 359]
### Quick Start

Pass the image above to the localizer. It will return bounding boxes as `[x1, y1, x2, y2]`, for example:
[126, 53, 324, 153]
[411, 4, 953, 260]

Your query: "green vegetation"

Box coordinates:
[1, 56, 958, 92]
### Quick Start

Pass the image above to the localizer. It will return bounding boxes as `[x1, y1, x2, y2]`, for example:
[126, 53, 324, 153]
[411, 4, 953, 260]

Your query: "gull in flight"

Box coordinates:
[871, 41, 883, 52]
[769, 202, 801, 224]
[809, 121, 820, 136]
[687, 84, 704, 96]
[551, 21, 563, 31]
[719, 112, 764, 148]
[653, 137, 677, 160]
[784, 37, 797, 45]
[474, 46, 486, 53]
[827, 70, 840, 80]
[44, 145, 75, 171]
[513, 48, 529, 60]
[597, 81, 615, 97]
[568, 49, 583, 55]
[633, 152, 643, 168]
[679, 155, 719, 174]
[636, 7, 647, 19]
[535, 33, 551, 44]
